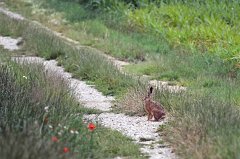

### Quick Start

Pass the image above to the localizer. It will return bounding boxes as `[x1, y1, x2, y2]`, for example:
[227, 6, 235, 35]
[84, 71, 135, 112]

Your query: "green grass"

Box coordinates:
[125, 51, 239, 86]
[3, 0, 170, 61]
[0, 11, 137, 96]
[0, 13, 26, 37]
[0, 59, 87, 158]
[125, 52, 240, 105]
[94, 127, 145, 159]
[127, 1, 240, 62]
[22, 21, 137, 96]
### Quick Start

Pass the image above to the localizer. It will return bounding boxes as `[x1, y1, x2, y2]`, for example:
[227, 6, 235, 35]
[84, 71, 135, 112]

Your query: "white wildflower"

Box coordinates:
[75, 131, 79, 135]
[44, 106, 49, 113]
[70, 130, 74, 134]
[48, 125, 53, 129]
[23, 76, 28, 79]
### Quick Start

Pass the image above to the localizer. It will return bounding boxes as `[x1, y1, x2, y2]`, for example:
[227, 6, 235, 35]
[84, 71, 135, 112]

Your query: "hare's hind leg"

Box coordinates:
[153, 114, 160, 121]
[153, 110, 165, 121]
[147, 112, 151, 120]
[153, 110, 162, 121]
[148, 112, 153, 120]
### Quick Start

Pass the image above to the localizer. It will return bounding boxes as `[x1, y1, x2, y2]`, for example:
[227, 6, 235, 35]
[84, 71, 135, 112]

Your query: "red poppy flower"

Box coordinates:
[88, 123, 96, 131]
[51, 136, 58, 142]
[63, 147, 70, 153]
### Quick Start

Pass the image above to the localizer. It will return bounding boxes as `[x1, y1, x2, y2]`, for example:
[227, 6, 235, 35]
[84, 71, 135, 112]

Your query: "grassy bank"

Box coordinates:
[0, 10, 137, 96]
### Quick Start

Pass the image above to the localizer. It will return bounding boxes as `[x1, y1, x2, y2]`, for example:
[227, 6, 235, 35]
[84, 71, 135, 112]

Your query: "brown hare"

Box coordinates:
[144, 86, 165, 121]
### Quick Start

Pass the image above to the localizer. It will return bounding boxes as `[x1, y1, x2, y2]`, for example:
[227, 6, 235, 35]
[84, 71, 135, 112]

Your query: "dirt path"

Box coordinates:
[0, 7, 177, 158]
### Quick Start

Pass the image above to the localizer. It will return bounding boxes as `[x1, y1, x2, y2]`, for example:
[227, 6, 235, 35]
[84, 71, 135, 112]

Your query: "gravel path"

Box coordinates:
[0, 34, 177, 159]
[11, 55, 176, 159]
[84, 113, 175, 159]
[0, 36, 22, 51]
[12, 56, 114, 112]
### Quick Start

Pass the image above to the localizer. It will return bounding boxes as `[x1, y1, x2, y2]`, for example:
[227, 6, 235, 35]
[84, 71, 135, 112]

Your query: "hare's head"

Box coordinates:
[143, 86, 153, 101]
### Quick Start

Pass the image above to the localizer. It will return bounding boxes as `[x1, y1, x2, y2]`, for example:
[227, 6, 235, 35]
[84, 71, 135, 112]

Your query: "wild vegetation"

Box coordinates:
[0, 47, 144, 159]
[1, 0, 240, 158]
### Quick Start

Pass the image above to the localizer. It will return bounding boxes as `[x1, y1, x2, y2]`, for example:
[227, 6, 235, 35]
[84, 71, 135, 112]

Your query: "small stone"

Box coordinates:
[139, 136, 154, 142]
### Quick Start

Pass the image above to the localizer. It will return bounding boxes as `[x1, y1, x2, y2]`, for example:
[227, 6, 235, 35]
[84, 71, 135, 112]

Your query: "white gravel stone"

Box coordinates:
[0, 36, 22, 51]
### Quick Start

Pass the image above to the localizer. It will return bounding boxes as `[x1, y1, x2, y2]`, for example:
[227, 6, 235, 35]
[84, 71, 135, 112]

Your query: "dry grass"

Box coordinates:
[165, 120, 218, 159]
[116, 85, 145, 116]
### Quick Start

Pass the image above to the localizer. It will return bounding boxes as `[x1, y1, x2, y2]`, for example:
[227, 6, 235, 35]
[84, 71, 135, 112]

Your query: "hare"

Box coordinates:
[144, 86, 165, 121]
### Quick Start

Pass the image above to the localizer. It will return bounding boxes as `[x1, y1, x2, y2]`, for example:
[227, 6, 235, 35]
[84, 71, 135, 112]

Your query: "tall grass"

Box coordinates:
[161, 89, 240, 159]
[0, 58, 143, 159]
[0, 61, 86, 158]
[119, 82, 240, 158]
[0, 13, 26, 37]
[125, 50, 239, 83]
[21, 21, 137, 96]
[0, 10, 137, 96]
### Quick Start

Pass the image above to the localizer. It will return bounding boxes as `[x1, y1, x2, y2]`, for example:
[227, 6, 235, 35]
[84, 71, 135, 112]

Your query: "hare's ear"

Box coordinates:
[147, 86, 153, 97]
[149, 86, 153, 94]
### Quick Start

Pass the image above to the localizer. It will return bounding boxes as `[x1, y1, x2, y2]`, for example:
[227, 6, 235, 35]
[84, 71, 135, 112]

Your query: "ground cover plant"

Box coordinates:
[1, 1, 240, 158]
